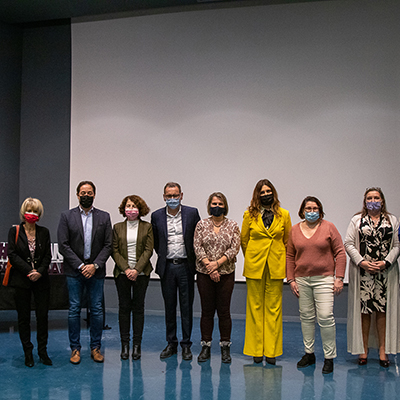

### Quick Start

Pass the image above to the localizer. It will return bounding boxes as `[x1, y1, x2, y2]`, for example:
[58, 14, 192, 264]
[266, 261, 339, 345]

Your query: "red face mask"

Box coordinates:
[25, 212, 39, 224]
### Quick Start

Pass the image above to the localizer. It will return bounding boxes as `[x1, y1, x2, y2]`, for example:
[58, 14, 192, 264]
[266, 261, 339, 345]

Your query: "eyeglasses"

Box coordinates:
[304, 207, 319, 212]
[164, 194, 180, 199]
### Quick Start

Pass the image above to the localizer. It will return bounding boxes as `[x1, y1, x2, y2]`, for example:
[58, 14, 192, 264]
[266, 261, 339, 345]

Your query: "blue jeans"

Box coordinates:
[67, 275, 104, 351]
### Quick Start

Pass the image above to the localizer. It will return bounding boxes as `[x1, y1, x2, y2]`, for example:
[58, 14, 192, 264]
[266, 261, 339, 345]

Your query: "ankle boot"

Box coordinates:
[220, 342, 232, 364]
[25, 350, 34, 367]
[198, 345, 211, 362]
[38, 349, 52, 366]
[132, 344, 141, 360]
[121, 343, 129, 360]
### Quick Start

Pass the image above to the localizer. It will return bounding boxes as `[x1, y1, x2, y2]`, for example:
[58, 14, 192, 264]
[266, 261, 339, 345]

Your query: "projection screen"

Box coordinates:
[71, 0, 400, 280]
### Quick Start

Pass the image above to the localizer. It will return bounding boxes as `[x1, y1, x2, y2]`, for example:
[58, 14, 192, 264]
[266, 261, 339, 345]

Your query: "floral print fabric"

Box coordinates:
[359, 214, 392, 314]
[194, 218, 240, 275]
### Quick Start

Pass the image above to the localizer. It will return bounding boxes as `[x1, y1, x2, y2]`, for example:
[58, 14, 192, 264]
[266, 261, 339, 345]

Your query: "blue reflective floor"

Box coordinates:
[0, 310, 399, 400]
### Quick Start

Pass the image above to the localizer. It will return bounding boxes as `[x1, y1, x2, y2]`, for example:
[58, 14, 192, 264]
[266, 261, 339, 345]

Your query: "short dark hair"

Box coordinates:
[207, 192, 229, 216]
[298, 196, 325, 220]
[76, 181, 96, 195]
[163, 182, 181, 194]
[118, 195, 150, 217]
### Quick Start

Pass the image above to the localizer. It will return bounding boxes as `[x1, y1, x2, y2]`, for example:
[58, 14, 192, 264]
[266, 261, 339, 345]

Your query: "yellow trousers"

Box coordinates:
[244, 266, 283, 358]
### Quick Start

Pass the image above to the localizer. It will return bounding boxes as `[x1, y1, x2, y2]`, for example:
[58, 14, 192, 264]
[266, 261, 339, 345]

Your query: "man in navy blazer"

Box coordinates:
[151, 182, 200, 360]
[58, 181, 112, 364]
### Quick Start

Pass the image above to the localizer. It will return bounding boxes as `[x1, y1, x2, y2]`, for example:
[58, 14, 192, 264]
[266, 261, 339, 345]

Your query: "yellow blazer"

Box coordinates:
[112, 219, 154, 278]
[241, 208, 291, 280]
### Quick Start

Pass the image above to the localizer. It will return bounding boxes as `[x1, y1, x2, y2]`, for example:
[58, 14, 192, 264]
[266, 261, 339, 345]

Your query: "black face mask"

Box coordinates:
[260, 194, 274, 207]
[210, 206, 225, 217]
[80, 195, 94, 209]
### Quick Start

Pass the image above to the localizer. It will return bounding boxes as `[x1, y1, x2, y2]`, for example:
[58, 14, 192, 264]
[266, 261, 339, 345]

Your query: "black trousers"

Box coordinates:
[160, 261, 194, 348]
[197, 272, 234, 342]
[115, 274, 150, 345]
[14, 285, 50, 354]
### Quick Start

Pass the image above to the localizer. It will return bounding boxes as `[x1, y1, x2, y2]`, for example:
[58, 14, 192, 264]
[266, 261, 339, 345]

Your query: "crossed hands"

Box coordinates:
[203, 260, 220, 282]
[125, 268, 139, 281]
[81, 264, 96, 279]
[28, 269, 41, 281]
[360, 260, 386, 274]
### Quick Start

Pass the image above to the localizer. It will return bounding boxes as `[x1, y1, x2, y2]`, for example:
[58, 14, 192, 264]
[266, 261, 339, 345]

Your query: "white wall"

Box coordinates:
[71, 0, 400, 279]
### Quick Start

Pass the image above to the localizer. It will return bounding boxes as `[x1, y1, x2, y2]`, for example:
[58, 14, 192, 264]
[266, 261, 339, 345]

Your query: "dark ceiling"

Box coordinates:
[0, 0, 329, 25]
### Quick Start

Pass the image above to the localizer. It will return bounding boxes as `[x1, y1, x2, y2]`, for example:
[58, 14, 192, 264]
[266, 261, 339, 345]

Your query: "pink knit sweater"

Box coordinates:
[286, 219, 346, 281]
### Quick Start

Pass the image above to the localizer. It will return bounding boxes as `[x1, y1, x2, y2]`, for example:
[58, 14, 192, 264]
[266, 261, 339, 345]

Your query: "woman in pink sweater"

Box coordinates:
[286, 196, 346, 374]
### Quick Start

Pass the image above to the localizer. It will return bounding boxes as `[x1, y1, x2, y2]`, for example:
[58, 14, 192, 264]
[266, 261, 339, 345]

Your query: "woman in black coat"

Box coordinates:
[7, 197, 52, 367]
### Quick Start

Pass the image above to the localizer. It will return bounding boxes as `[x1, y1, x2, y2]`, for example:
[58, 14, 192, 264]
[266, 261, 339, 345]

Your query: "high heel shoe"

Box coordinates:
[358, 357, 367, 365]
[379, 358, 389, 368]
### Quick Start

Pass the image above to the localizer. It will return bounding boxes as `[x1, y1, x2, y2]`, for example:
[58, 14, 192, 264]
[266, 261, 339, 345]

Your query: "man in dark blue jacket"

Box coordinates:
[58, 181, 112, 364]
[151, 182, 200, 361]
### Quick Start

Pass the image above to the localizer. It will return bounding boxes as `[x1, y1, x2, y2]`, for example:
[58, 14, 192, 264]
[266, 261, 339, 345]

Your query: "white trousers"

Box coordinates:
[296, 275, 337, 359]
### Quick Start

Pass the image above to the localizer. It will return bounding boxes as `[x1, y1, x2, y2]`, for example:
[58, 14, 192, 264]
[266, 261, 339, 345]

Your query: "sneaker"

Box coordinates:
[297, 353, 316, 368]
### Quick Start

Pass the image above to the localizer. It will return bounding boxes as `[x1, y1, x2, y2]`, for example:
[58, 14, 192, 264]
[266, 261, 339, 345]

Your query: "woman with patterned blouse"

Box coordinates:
[345, 187, 400, 367]
[194, 192, 240, 363]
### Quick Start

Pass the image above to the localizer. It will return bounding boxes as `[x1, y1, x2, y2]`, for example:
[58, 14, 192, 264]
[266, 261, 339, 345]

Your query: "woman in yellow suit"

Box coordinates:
[241, 179, 291, 364]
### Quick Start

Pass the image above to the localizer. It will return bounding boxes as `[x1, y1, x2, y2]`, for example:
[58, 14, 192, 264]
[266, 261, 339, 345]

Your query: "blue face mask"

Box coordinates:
[305, 211, 319, 222]
[366, 201, 381, 212]
[165, 198, 180, 210]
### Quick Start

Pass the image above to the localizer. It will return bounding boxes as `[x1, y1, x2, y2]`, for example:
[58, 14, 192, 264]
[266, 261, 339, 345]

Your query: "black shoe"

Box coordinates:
[182, 347, 192, 361]
[160, 344, 178, 359]
[120, 343, 129, 360]
[297, 353, 316, 368]
[379, 359, 390, 368]
[25, 351, 34, 368]
[38, 351, 52, 366]
[253, 356, 263, 364]
[358, 357, 367, 366]
[198, 346, 211, 362]
[132, 344, 141, 360]
[221, 346, 231, 364]
[322, 358, 334, 374]
[266, 357, 276, 365]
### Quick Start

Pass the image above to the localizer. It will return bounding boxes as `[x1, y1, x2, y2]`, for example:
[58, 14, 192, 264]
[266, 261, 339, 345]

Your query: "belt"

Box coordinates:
[167, 258, 187, 265]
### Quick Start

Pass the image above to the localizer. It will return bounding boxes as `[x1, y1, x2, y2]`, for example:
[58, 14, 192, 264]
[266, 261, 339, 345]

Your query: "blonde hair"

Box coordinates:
[20, 197, 44, 222]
